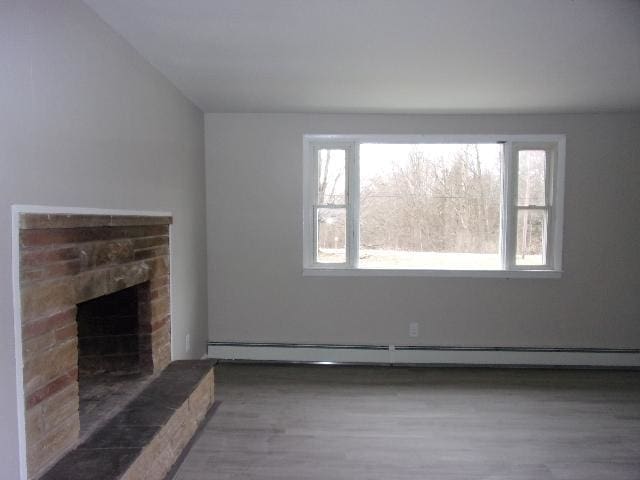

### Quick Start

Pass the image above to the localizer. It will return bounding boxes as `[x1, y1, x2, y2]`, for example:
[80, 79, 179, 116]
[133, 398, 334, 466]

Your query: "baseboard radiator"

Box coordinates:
[208, 342, 640, 368]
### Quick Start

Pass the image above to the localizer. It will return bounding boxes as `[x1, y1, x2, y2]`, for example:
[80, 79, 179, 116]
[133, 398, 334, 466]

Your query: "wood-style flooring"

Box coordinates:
[171, 363, 640, 480]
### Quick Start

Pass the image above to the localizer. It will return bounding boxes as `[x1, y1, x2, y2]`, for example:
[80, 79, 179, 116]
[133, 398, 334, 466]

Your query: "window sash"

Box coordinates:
[313, 204, 346, 265]
[310, 142, 356, 268]
[514, 206, 550, 267]
[507, 143, 556, 270]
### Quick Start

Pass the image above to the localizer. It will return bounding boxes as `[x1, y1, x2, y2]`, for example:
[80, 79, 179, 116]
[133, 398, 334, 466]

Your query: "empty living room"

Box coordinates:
[1, 1, 639, 479]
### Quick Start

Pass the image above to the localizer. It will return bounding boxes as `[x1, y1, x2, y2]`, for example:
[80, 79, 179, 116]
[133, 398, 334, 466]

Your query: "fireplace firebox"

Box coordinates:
[75, 282, 156, 436]
[77, 284, 147, 376]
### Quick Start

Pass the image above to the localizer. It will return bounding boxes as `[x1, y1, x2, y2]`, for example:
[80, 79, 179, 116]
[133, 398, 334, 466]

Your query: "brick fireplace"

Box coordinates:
[17, 212, 172, 479]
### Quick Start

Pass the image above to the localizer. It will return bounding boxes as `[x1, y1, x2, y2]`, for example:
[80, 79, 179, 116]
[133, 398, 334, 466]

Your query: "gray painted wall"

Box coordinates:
[1, 1, 207, 476]
[205, 113, 640, 349]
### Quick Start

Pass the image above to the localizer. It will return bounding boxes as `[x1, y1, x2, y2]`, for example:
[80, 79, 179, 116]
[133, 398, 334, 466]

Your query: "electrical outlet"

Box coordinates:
[409, 322, 419, 338]
[185, 334, 191, 352]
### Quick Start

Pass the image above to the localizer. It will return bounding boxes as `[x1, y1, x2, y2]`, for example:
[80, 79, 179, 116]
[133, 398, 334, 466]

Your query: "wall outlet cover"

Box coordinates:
[409, 322, 419, 337]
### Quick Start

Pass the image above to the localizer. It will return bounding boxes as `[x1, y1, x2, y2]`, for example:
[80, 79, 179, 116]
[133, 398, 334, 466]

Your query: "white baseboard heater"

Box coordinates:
[207, 342, 640, 368]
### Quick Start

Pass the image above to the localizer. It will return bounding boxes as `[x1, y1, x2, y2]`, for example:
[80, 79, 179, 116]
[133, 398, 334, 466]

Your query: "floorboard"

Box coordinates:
[171, 364, 640, 480]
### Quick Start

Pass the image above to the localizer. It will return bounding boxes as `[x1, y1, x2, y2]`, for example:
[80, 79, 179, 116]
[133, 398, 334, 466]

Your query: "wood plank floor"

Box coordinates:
[171, 364, 640, 480]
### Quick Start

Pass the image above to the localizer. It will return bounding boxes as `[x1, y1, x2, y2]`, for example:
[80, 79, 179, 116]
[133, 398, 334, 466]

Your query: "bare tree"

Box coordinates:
[360, 145, 501, 256]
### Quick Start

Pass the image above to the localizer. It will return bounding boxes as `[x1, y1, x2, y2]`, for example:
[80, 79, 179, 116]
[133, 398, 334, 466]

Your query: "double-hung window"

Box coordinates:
[303, 135, 565, 277]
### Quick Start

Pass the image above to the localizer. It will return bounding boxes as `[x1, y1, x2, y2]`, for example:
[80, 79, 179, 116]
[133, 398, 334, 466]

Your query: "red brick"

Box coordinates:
[149, 274, 169, 290]
[25, 404, 45, 443]
[150, 296, 170, 320]
[150, 285, 170, 300]
[153, 346, 171, 372]
[42, 394, 79, 433]
[134, 246, 169, 261]
[27, 414, 79, 478]
[24, 339, 78, 394]
[54, 323, 77, 342]
[20, 213, 171, 230]
[151, 324, 171, 350]
[72, 269, 109, 304]
[26, 368, 78, 409]
[21, 269, 44, 284]
[43, 260, 82, 280]
[23, 308, 76, 340]
[87, 239, 135, 268]
[20, 228, 109, 247]
[108, 215, 172, 227]
[23, 332, 56, 362]
[140, 315, 170, 334]
[21, 246, 80, 266]
[40, 383, 78, 418]
[21, 281, 75, 322]
[145, 256, 170, 278]
[106, 263, 151, 295]
[20, 225, 169, 247]
[132, 236, 169, 250]
[110, 225, 169, 239]
[20, 214, 111, 230]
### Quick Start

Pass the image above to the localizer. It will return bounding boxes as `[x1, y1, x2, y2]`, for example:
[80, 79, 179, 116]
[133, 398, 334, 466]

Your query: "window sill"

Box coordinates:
[303, 268, 562, 279]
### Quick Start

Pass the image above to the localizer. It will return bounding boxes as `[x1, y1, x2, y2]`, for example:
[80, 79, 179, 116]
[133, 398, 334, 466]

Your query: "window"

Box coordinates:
[303, 135, 565, 277]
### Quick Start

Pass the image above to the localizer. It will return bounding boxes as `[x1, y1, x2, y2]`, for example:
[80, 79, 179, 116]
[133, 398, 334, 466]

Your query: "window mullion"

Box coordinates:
[502, 141, 515, 270]
[544, 147, 554, 268]
[312, 204, 319, 264]
[347, 143, 359, 268]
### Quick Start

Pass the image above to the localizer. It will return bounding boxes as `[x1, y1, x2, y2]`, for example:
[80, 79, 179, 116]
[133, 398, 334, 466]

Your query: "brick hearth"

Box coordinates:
[41, 361, 215, 480]
[18, 213, 172, 479]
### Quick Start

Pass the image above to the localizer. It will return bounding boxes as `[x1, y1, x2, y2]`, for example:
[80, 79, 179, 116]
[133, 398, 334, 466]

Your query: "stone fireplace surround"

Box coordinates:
[17, 212, 172, 479]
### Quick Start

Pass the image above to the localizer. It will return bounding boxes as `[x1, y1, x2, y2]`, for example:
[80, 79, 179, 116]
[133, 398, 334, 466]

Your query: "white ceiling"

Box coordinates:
[83, 0, 640, 114]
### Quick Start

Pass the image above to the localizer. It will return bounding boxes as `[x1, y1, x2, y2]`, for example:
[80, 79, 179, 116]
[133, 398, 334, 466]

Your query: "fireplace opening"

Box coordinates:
[76, 283, 153, 435]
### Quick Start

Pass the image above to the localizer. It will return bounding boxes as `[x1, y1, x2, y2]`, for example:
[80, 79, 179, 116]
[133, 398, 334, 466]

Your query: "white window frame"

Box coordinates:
[303, 134, 565, 278]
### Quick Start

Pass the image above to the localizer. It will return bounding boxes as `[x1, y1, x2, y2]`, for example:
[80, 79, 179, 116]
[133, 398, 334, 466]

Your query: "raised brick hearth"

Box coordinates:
[41, 361, 216, 480]
[18, 213, 173, 479]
